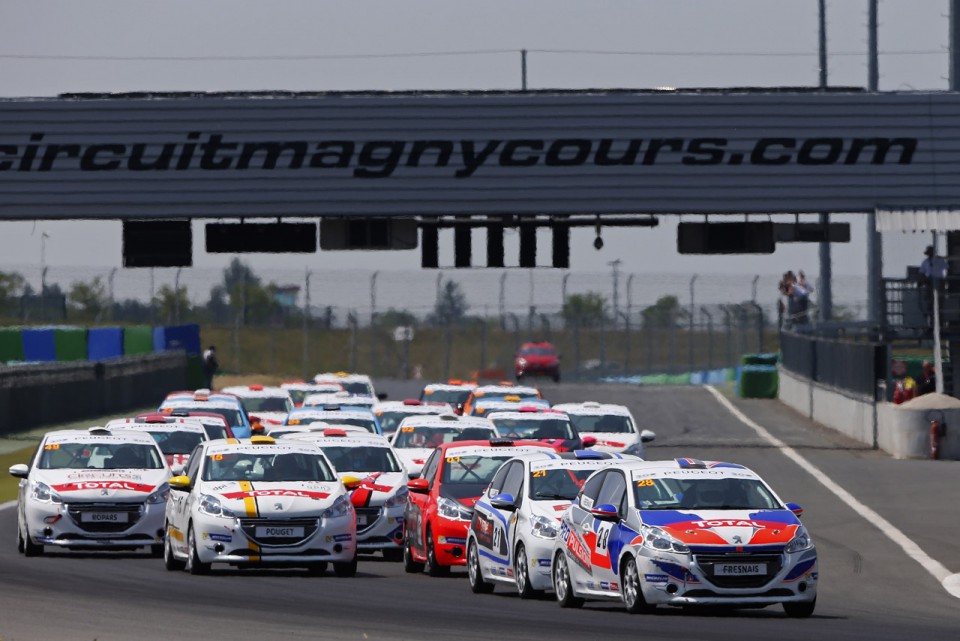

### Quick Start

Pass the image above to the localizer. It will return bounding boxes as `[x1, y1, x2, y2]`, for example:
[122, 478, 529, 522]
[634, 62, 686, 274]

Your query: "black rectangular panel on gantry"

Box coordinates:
[677, 222, 775, 254]
[206, 222, 317, 253]
[122, 220, 193, 267]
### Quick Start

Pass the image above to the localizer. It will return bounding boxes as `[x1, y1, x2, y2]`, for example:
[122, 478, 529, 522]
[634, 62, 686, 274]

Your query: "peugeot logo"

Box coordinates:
[100, 489, 110, 496]
[274, 503, 283, 511]
[732, 535, 743, 544]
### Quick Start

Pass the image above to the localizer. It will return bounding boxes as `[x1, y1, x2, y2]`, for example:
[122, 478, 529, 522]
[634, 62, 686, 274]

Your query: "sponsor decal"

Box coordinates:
[438, 536, 466, 546]
[66, 471, 143, 481]
[537, 558, 552, 567]
[51, 481, 155, 493]
[222, 489, 330, 500]
[566, 531, 592, 572]
[205, 533, 233, 543]
[645, 574, 669, 583]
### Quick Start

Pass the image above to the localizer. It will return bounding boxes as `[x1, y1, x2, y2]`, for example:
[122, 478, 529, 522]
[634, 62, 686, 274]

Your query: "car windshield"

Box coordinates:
[441, 454, 513, 498]
[377, 412, 414, 435]
[568, 414, 634, 434]
[323, 417, 378, 434]
[167, 406, 245, 428]
[203, 452, 336, 482]
[200, 424, 230, 440]
[421, 389, 472, 405]
[393, 425, 494, 449]
[341, 382, 373, 396]
[146, 431, 205, 455]
[243, 397, 290, 413]
[521, 347, 556, 356]
[322, 446, 401, 473]
[529, 468, 595, 500]
[491, 418, 575, 440]
[634, 476, 781, 510]
[38, 442, 164, 470]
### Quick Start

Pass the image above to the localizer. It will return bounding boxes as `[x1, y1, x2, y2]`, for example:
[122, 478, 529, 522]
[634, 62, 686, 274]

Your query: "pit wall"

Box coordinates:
[0, 352, 187, 437]
[778, 366, 960, 460]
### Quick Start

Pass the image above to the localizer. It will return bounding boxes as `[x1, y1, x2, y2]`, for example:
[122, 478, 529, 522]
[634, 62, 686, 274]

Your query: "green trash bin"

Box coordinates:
[738, 364, 779, 398]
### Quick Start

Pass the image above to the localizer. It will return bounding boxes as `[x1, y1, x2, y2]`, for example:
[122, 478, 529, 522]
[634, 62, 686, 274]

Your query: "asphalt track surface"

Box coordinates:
[2, 381, 960, 641]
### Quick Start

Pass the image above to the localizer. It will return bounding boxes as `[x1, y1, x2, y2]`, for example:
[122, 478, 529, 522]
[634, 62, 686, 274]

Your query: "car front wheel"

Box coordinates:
[185, 524, 210, 575]
[621, 555, 654, 613]
[163, 526, 185, 571]
[467, 540, 494, 594]
[19, 517, 42, 557]
[783, 598, 816, 618]
[553, 552, 583, 608]
[424, 528, 450, 577]
[515, 543, 541, 599]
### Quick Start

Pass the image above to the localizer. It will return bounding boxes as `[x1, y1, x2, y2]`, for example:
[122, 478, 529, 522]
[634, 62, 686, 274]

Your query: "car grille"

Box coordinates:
[355, 508, 381, 533]
[66, 503, 143, 533]
[238, 518, 319, 547]
[694, 553, 783, 589]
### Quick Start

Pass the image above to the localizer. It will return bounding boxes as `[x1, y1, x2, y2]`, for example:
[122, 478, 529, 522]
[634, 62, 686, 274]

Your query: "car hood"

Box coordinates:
[201, 480, 338, 517]
[638, 509, 802, 547]
[396, 449, 431, 468]
[341, 471, 406, 507]
[40, 469, 170, 503]
[579, 432, 638, 452]
[531, 498, 577, 520]
[251, 412, 288, 425]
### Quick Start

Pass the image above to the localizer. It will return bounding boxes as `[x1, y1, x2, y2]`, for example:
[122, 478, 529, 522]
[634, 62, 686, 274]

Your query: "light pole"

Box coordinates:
[174, 268, 183, 324]
[370, 271, 379, 326]
[626, 273, 634, 322]
[689, 274, 698, 372]
[108, 268, 117, 321]
[498, 271, 507, 323]
[608, 259, 621, 326]
[303, 269, 311, 380]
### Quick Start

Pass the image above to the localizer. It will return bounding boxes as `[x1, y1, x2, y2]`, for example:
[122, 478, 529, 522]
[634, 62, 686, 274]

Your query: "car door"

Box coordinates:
[169, 444, 203, 556]
[563, 470, 607, 590]
[477, 461, 523, 577]
[406, 449, 439, 557]
[588, 470, 629, 590]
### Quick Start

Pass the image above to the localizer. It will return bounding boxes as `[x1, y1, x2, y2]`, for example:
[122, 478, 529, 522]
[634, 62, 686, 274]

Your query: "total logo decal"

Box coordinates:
[221, 489, 330, 500]
[52, 481, 156, 493]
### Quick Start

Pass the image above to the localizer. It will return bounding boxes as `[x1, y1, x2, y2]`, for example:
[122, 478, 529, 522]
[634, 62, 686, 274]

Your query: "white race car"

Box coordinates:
[220, 384, 294, 427]
[551, 402, 656, 457]
[10, 427, 171, 556]
[281, 380, 344, 407]
[314, 372, 379, 398]
[551, 458, 818, 617]
[373, 399, 453, 438]
[389, 414, 498, 477]
[467, 450, 635, 597]
[164, 436, 357, 576]
[285, 430, 409, 561]
[105, 417, 208, 470]
[304, 393, 376, 411]
[285, 408, 382, 435]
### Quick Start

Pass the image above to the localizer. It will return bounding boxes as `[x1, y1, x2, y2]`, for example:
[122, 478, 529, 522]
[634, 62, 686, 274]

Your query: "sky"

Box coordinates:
[0, 0, 950, 288]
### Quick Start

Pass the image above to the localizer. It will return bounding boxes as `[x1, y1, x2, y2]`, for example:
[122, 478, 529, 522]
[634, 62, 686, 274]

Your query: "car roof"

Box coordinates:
[220, 385, 292, 399]
[105, 419, 207, 434]
[435, 439, 555, 457]
[42, 428, 159, 445]
[616, 457, 760, 478]
[486, 410, 570, 421]
[283, 431, 392, 447]
[288, 409, 376, 421]
[472, 385, 540, 396]
[161, 399, 243, 410]
[201, 438, 326, 456]
[373, 400, 451, 412]
[551, 402, 631, 416]
[397, 415, 494, 429]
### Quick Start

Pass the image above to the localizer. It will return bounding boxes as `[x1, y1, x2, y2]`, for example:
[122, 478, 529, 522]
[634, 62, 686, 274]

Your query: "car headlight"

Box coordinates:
[198, 493, 236, 518]
[785, 526, 814, 553]
[31, 481, 62, 504]
[437, 496, 473, 521]
[623, 443, 644, 457]
[640, 525, 690, 554]
[517, 358, 528, 367]
[384, 486, 409, 508]
[530, 515, 558, 539]
[145, 483, 169, 505]
[321, 495, 353, 519]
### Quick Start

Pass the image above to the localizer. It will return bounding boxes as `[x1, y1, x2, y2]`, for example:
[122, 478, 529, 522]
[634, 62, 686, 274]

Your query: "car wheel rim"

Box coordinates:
[468, 543, 478, 584]
[186, 529, 195, 571]
[555, 556, 568, 600]
[624, 559, 638, 606]
[516, 547, 528, 593]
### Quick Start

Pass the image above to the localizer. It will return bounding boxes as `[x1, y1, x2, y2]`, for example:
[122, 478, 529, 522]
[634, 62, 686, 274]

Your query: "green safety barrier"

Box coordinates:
[53, 327, 88, 362]
[738, 364, 779, 398]
[123, 325, 154, 355]
[0, 326, 24, 362]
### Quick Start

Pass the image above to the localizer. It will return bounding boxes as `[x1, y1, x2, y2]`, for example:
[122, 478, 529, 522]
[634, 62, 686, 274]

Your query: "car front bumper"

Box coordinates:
[24, 499, 165, 549]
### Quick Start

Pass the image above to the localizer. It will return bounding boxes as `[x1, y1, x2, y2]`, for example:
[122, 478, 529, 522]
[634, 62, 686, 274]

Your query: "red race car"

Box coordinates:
[403, 438, 555, 576]
[514, 341, 561, 383]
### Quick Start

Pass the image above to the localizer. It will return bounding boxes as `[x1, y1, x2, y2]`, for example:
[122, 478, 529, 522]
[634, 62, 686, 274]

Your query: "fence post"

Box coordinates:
[668, 322, 678, 373]
[573, 318, 581, 381]
[348, 311, 358, 372]
[738, 305, 749, 357]
[479, 318, 488, 376]
[751, 302, 765, 353]
[599, 314, 607, 376]
[701, 306, 714, 371]
[620, 312, 631, 374]
[233, 313, 241, 375]
[443, 322, 453, 380]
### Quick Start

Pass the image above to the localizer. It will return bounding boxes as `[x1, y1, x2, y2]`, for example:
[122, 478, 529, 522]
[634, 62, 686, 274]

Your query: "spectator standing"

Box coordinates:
[202, 345, 219, 390]
[917, 360, 937, 396]
[919, 245, 948, 329]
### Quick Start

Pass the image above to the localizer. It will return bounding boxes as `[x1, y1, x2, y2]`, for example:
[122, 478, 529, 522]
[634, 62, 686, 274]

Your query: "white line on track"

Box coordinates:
[0, 500, 17, 512]
[705, 385, 960, 600]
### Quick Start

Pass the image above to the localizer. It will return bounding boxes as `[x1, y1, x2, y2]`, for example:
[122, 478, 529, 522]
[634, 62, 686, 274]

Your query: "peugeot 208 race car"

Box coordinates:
[10, 428, 171, 556]
[551, 402, 656, 457]
[467, 450, 635, 598]
[403, 438, 555, 576]
[551, 458, 817, 617]
[163, 436, 357, 576]
[390, 414, 498, 477]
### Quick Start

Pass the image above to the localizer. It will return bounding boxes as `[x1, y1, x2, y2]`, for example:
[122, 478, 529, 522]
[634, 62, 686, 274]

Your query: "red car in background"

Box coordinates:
[403, 438, 555, 576]
[514, 341, 561, 383]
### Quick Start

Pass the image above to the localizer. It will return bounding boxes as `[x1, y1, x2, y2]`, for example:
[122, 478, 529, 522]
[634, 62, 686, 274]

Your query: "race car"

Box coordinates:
[159, 390, 253, 438]
[462, 384, 542, 416]
[285, 407, 382, 435]
[220, 384, 294, 427]
[551, 402, 656, 457]
[551, 457, 817, 617]
[419, 380, 478, 414]
[515, 341, 561, 383]
[467, 450, 635, 597]
[281, 380, 345, 407]
[389, 414, 499, 476]
[10, 427, 171, 556]
[285, 430, 409, 561]
[304, 392, 376, 411]
[472, 397, 551, 418]
[105, 415, 208, 469]
[314, 372, 380, 399]
[402, 438, 555, 576]
[486, 408, 593, 452]
[145, 411, 235, 440]
[163, 435, 357, 576]
[374, 399, 454, 437]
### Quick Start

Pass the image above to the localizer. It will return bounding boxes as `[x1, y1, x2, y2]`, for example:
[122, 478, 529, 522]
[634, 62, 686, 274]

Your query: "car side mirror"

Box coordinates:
[581, 436, 597, 448]
[489, 493, 517, 511]
[590, 503, 619, 521]
[785, 502, 804, 518]
[407, 478, 430, 493]
[169, 475, 192, 491]
[170, 463, 185, 476]
[377, 393, 388, 401]
[8, 463, 29, 479]
[640, 430, 656, 443]
[407, 471, 420, 480]
[341, 475, 363, 491]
